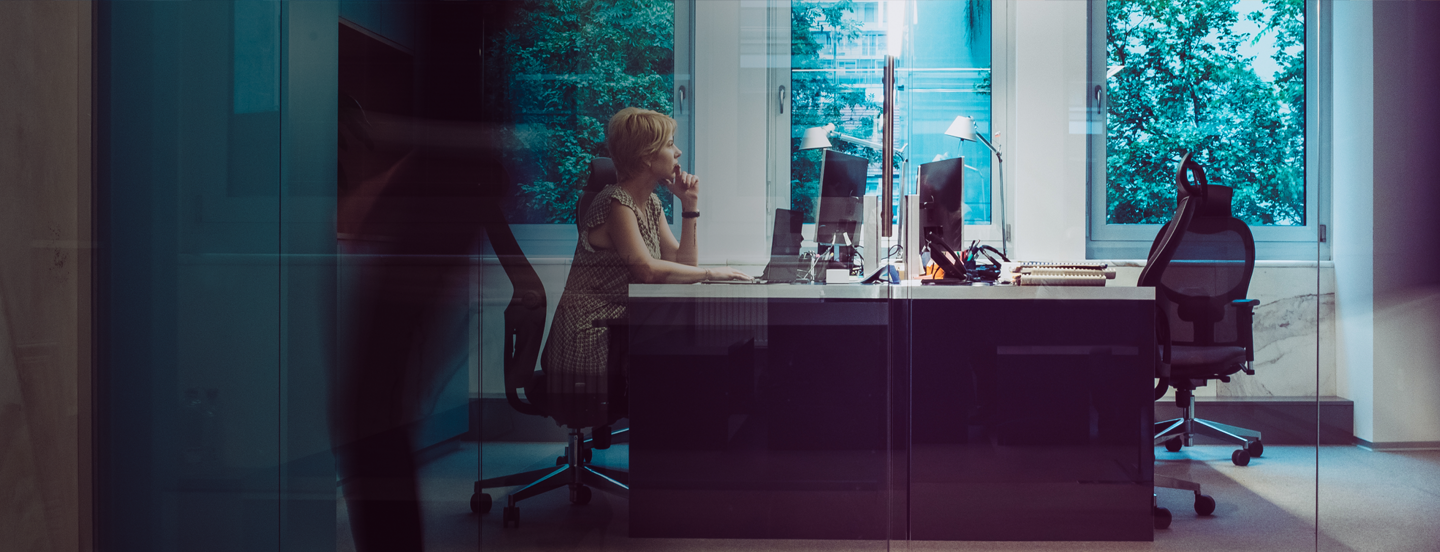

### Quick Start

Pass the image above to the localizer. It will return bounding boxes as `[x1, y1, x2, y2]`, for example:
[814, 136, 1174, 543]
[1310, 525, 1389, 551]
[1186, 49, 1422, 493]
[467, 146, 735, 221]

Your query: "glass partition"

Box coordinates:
[1319, 1, 1440, 549]
[95, 0, 1440, 550]
[96, 1, 332, 549]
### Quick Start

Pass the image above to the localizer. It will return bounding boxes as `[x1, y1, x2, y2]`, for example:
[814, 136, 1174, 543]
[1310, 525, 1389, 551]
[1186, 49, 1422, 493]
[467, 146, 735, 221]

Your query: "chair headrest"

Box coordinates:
[1175, 152, 1207, 200]
[1197, 185, 1234, 218]
[587, 157, 617, 193]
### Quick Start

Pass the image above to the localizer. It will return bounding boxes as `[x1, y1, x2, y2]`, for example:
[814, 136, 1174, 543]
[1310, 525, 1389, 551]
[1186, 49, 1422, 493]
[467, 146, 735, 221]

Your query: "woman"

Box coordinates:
[541, 108, 749, 417]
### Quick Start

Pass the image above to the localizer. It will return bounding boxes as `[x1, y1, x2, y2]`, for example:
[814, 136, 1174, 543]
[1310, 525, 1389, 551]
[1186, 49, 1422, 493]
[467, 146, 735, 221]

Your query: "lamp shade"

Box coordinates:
[944, 116, 976, 141]
[799, 125, 834, 150]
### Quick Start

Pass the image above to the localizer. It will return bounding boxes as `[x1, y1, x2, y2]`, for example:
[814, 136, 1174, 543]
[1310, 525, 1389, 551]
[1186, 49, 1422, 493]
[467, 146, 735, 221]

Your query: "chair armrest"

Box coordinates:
[1231, 299, 1260, 361]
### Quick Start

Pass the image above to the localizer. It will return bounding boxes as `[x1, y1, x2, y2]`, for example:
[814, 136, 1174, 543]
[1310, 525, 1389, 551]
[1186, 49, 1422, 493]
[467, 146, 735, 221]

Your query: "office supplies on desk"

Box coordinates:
[1014, 268, 1109, 286]
[922, 235, 967, 283]
[1017, 260, 1112, 271]
[1010, 262, 1116, 286]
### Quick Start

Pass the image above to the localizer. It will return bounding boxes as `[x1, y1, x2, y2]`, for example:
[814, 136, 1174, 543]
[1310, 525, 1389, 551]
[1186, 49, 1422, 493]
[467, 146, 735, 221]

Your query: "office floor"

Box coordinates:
[335, 443, 1440, 552]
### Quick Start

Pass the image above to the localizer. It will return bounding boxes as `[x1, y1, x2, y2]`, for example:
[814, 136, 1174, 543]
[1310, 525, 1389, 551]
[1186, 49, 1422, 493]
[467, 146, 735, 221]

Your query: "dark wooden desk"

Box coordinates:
[626, 284, 1155, 541]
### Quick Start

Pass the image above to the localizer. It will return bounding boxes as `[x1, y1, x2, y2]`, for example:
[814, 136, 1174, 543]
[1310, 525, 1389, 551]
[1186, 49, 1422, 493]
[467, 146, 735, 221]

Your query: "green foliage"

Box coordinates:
[488, 0, 676, 223]
[789, 0, 881, 223]
[1107, 0, 1304, 226]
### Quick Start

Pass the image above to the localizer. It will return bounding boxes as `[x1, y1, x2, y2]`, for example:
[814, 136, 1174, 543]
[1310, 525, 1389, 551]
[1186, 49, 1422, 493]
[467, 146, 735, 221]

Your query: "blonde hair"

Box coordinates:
[606, 107, 676, 181]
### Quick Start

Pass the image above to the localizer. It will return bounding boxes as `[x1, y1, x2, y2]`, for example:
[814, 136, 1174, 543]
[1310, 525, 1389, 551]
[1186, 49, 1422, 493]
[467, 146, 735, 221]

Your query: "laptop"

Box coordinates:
[699, 208, 805, 284]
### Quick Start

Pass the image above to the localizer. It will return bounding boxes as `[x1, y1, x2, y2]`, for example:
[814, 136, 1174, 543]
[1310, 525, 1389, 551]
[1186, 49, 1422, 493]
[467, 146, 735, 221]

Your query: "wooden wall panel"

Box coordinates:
[0, 1, 93, 550]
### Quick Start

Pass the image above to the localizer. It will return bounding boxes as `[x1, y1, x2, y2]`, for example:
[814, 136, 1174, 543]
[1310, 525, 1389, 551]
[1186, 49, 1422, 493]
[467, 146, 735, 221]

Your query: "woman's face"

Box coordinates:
[645, 134, 682, 180]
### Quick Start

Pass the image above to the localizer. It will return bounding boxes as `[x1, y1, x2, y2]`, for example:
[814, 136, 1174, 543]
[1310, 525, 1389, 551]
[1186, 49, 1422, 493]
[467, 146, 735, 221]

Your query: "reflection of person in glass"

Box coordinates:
[334, 96, 546, 551]
[541, 108, 748, 404]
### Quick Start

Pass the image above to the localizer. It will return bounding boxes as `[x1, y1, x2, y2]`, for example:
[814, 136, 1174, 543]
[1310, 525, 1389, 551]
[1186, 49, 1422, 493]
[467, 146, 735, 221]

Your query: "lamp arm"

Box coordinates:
[831, 132, 908, 164]
[831, 132, 883, 151]
[975, 132, 1003, 163]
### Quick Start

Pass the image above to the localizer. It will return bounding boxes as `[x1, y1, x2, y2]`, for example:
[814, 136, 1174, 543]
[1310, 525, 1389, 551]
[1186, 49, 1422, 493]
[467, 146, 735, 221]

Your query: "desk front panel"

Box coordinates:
[905, 296, 1156, 541]
[627, 293, 896, 540]
[627, 285, 1156, 542]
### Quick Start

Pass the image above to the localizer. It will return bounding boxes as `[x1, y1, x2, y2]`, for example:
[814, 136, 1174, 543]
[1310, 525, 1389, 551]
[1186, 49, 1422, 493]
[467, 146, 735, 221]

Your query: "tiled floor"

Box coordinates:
[335, 443, 1440, 551]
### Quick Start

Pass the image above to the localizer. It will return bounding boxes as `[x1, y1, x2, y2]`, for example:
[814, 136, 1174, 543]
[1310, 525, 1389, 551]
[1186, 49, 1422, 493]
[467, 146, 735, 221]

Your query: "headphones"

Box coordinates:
[925, 234, 1010, 283]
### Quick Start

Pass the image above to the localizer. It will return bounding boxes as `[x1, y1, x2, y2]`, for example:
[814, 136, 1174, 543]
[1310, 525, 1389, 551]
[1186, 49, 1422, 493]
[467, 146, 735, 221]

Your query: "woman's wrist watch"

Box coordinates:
[682, 210, 700, 219]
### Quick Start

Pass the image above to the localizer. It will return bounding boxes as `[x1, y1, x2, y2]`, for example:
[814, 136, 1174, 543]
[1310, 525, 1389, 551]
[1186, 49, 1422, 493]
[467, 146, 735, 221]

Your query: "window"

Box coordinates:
[1090, 0, 1324, 259]
[787, 0, 995, 234]
[488, 0, 680, 224]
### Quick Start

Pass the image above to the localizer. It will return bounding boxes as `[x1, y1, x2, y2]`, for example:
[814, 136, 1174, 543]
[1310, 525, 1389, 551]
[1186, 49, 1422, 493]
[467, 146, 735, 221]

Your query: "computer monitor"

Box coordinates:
[917, 157, 964, 250]
[814, 149, 869, 267]
[761, 208, 804, 283]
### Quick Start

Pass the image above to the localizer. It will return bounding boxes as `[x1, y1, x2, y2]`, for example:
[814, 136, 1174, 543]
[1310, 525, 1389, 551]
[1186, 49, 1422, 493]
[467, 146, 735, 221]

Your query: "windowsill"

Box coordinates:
[1101, 259, 1335, 269]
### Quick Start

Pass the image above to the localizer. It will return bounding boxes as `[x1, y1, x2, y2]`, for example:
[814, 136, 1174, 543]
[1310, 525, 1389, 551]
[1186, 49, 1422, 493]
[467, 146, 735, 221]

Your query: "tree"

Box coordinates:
[1107, 0, 1304, 226]
[487, 0, 676, 223]
[789, 0, 881, 223]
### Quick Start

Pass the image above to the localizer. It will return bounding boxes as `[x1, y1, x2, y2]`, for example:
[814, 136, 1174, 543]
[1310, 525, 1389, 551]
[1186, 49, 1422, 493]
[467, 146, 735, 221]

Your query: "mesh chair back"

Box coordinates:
[1156, 185, 1255, 347]
[1138, 155, 1257, 351]
[577, 157, 618, 226]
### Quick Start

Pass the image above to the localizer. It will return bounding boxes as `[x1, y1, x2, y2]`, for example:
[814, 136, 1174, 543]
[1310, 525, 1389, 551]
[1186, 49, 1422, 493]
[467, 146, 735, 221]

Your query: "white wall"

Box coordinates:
[1366, 1, 1440, 446]
[1327, 1, 1440, 447]
[1008, 0, 1088, 261]
[693, 0, 772, 267]
[1331, 0, 1375, 441]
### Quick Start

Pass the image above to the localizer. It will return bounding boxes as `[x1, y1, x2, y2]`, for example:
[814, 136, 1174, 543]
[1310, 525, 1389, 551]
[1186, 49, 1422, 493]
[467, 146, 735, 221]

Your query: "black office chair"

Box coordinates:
[470, 157, 630, 528]
[1141, 154, 1261, 527]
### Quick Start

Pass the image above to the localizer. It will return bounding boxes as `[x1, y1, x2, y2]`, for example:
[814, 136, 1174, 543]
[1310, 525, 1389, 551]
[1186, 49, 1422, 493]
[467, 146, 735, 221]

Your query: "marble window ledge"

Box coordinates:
[1103, 259, 1335, 268]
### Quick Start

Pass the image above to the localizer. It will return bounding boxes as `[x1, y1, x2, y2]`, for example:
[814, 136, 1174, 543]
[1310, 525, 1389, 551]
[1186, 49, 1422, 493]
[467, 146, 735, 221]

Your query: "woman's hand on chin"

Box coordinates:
[665, 166, 700, 208]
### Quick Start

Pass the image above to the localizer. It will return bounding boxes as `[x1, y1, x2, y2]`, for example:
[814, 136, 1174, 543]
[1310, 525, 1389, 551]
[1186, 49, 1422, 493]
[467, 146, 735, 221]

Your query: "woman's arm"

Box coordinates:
[659, 167, 698, 265]
[607, 199, 713, 283]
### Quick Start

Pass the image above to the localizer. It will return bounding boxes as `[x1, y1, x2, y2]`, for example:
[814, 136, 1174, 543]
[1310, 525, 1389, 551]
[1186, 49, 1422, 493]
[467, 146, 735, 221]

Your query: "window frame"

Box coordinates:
[768, 0, 1008, 250]
[1085, 0, 1330, 261]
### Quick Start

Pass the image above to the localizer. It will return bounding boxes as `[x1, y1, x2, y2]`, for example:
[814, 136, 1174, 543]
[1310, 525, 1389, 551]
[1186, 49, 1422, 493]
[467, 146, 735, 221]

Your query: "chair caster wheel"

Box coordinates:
[593, 426, 612, 450]
[1154, 506, 1172, 529]
[1246, 440, 1264, 458]
[556, 455, 567, 466]
[1232, 448, 1251, 466]
[1194, 494, 1216, 516]
[1164, 437, 1183, 452]
[470, 492, 492, 514]
[502, 506, 520, 528]
[570, 485, 592, 505]
[583, 448, 592, 464]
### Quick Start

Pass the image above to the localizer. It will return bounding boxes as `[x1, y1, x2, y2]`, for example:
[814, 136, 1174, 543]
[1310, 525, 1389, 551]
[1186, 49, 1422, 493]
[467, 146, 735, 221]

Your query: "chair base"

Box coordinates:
[472, 426, 630, 528]
[1154, 474, 1216, 528]
[1155, 389, 1263, 466]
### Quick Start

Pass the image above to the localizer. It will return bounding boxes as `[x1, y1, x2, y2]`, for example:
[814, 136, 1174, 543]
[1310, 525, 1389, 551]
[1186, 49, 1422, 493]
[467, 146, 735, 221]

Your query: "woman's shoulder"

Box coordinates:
[593, 185, 632, 208]
[581, 185, 629, 226]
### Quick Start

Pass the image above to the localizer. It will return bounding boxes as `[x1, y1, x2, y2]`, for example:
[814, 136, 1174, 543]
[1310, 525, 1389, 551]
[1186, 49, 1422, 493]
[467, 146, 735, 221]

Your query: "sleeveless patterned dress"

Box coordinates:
[541, 185, 662, 385]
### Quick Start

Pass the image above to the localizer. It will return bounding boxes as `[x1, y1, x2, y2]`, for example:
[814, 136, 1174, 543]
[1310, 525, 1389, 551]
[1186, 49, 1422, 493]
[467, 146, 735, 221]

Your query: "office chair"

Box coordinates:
[1141, 154, 1262, 527]
[470, 157, 630, 528]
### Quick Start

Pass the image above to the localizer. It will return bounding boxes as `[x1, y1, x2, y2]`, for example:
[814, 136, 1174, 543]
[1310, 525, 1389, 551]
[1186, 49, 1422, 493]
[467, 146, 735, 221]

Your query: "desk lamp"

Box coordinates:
[945, 115, 1007, 256]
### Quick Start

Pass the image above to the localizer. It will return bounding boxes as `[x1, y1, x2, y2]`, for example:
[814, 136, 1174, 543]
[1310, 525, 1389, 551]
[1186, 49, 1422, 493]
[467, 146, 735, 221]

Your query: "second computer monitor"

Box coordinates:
[917, 157, 964, 249]
[815, 149, 869, 265]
